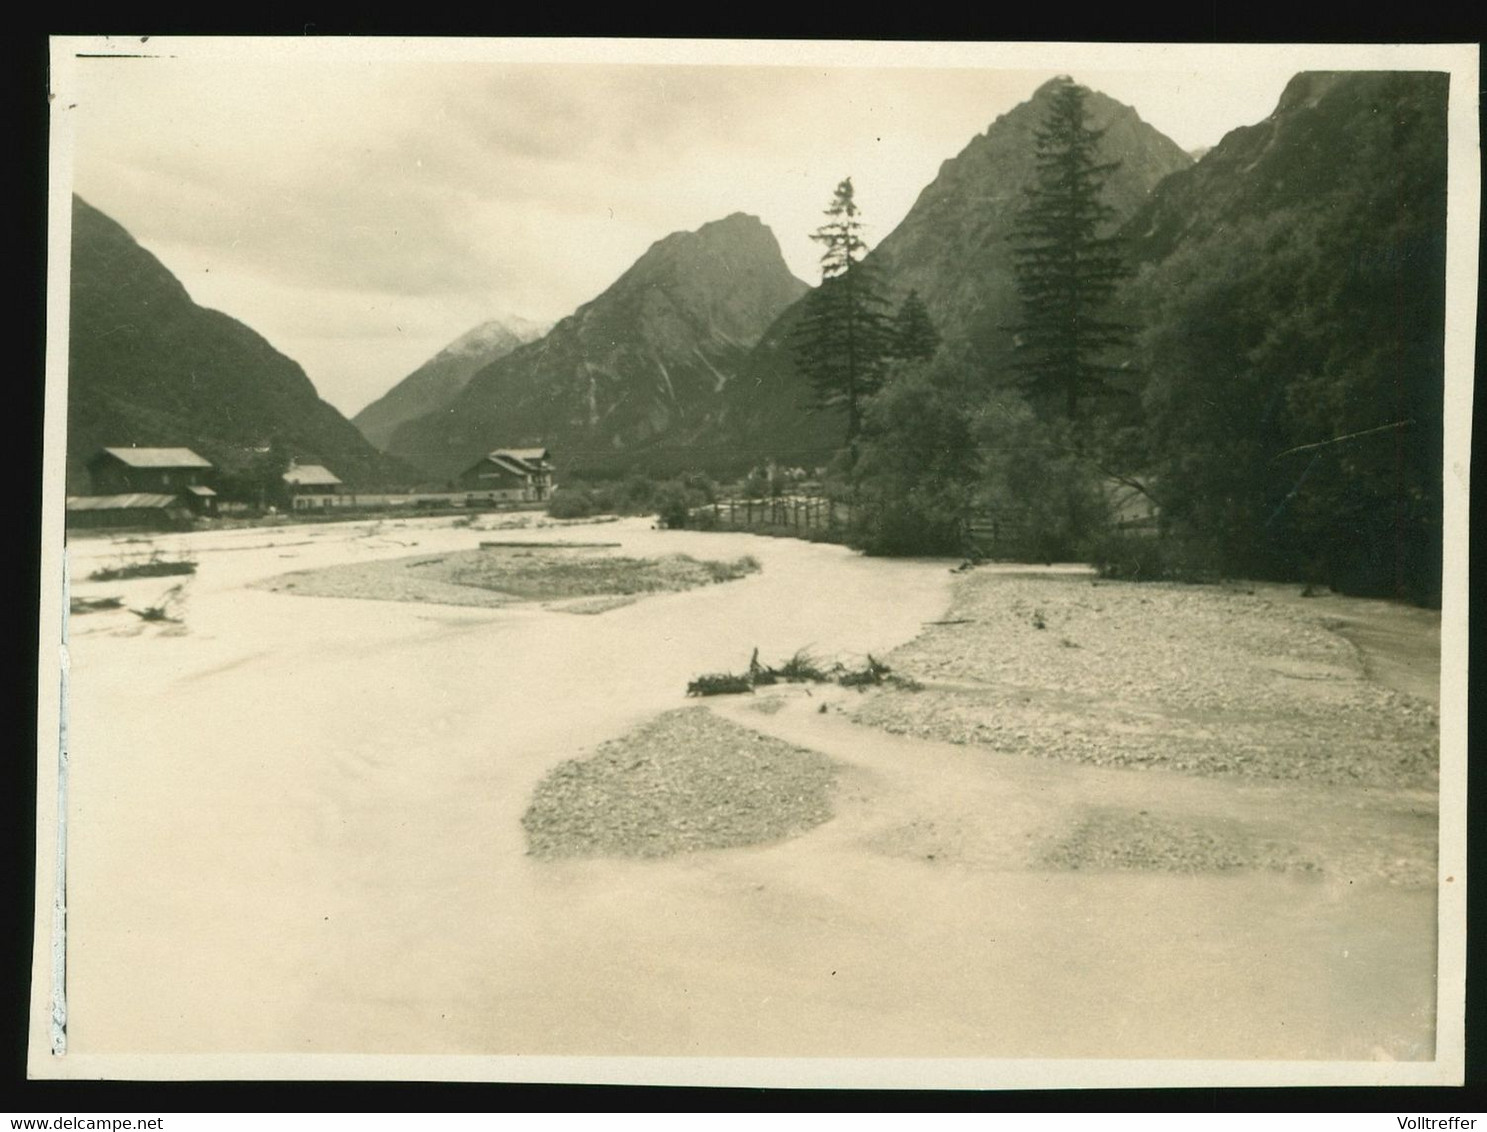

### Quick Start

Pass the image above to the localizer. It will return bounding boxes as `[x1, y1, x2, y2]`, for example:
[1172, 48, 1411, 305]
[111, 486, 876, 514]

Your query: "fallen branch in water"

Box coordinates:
[686, 673, 754, 697]
[688, 647, 921, 697]
[71, 595, 123, 614]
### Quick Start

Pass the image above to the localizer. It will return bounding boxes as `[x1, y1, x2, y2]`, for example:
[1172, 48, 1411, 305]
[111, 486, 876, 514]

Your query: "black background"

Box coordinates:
[9, 11, 1483, 1115]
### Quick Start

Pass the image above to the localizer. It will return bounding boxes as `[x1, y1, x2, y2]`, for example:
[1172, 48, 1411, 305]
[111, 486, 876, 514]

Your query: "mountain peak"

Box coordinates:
[385, 210, 809, 477]
[1031, 74, 1077, 97]
[699, 211, 766, 231]
[353, 313, 551, 449]
[633, 212, 785, 268]
[612, 213, 803, 307]
[1273, 70, 1353, 115]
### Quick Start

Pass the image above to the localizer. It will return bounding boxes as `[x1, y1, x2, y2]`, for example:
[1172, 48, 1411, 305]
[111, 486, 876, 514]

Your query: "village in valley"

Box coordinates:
[37, 40, 1467, 1084]
[67, 444, 557, 528]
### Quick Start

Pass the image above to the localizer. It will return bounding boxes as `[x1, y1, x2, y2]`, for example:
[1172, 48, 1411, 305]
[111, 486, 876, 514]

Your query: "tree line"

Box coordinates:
[785, 75, 1444, 605]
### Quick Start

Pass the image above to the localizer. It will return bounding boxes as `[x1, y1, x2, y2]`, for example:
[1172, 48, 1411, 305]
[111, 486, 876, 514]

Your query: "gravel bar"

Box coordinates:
[850, 573, 1438, 789]
[255, 548, 759, 610]
[522, 706, 836, 859]
[1040, 808, 1322, 875]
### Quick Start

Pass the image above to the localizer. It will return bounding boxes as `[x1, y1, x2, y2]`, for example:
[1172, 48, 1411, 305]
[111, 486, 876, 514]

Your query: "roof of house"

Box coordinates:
[66, 493, 184, 511]
[490, 454, 537, 478]
[497, 447, 550, 464]
[94, 447, 213, 469]
[282, 464, 343, 486]
[184, 484, 218, 497]
[473, 448, 551, 477]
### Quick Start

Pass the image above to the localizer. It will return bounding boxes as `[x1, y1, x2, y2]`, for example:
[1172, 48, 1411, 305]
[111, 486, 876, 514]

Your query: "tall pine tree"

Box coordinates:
[790, 177, 893, 447]
[1009, 77, 1134, 420]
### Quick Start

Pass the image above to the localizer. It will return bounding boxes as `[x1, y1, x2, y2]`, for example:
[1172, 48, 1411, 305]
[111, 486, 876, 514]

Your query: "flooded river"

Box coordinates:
[46, 515, 1443, 1080]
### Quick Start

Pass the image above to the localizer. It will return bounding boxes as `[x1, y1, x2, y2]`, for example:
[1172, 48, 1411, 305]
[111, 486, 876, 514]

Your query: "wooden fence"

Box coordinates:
[697, 495, 1042, 555]
[696, 493, 1159, 562]
[697, 494, 855, 536]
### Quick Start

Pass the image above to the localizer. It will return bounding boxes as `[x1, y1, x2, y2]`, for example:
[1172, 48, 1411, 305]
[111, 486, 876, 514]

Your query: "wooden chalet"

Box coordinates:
[456, 448, 555, 503]
[281, 463, 346, 509]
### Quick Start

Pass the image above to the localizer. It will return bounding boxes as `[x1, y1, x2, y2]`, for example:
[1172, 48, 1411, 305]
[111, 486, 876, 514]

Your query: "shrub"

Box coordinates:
[654, 482, 697, 530]
[546, 483, 600, 519]
[680, 471, 718, 503]
[548, 473, 725, 526]
[654, 474, 721, 530]
[1086, 529, 1224, 584]
[853, 501, 967, 557]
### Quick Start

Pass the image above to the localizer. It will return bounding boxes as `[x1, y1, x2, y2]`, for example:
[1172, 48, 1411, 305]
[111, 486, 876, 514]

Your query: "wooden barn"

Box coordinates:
[70, 447, 218, 529]
[88, 447, 214, 495]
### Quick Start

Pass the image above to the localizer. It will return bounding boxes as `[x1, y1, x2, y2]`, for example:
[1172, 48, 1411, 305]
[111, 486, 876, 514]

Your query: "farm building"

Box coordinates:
[456, 448, 555, 503]
[88, 447, 214, 495]
[70, 447, 218, 529]
[282, 463, 346, 509]
[65, 492, 194, 532]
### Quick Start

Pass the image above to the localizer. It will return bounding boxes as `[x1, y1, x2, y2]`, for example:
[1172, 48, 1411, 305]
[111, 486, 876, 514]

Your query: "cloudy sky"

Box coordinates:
[52, 38, 1408, 417]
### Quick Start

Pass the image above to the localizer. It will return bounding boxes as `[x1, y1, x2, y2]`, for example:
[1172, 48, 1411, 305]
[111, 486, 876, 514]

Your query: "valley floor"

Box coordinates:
[41, 515, 1448, 1082]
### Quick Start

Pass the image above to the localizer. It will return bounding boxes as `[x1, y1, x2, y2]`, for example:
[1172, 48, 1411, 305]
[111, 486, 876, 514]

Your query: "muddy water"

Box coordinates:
[59, 519, 1437, 1061]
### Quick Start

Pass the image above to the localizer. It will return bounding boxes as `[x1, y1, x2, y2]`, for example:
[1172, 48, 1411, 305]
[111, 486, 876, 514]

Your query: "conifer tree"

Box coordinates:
[890, 289, 941, 362]
[790, 177, 893, 447]
[1010, 77, 1134, 420]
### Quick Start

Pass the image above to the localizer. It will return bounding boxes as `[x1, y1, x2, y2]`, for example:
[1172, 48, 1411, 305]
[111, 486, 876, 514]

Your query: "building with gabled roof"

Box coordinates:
[282, 463, 343, 488]
[65, 491, 194, 531]
[282, 462, 346, 509]
[456, 447, 554, 502]
[498, 447, 552, 467]
[88, 446, 213, 496]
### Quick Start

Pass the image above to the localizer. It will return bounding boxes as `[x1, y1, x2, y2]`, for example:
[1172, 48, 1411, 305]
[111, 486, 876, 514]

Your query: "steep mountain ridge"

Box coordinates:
[1122, 70, 1449, 600]
[1123, 70, 1434, 262]
[66, 195, 409, 491]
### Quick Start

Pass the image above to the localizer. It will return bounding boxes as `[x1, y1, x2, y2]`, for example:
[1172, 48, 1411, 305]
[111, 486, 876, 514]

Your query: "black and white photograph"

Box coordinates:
[31, 37, 1475, 1089]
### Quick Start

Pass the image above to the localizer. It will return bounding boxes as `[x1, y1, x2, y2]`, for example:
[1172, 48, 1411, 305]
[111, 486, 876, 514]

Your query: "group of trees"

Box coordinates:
[548, 471, 718, 525]
[789, 177, 943, 451]
[787, 74, 1443, 604]
[791, 77, 1134, 559]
